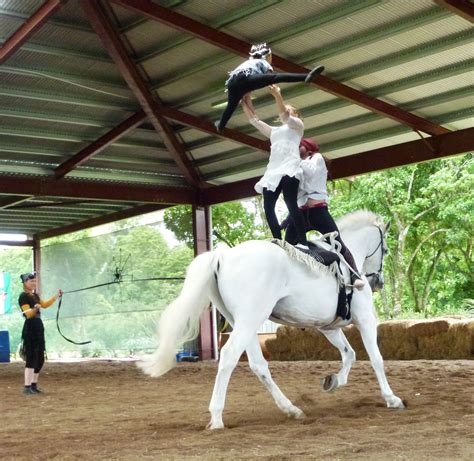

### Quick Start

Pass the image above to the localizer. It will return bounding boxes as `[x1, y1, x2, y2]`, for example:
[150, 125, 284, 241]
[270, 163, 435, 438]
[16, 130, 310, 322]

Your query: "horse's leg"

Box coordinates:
[353, 301, 405, 409]
[319, 328, 356, 392]
[208, 322, 264, 429]
[246, 335, 305, 419]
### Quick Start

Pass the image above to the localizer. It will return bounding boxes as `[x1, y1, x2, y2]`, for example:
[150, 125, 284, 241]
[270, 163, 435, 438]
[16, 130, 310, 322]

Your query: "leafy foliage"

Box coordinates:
[164, 199, 270, 248]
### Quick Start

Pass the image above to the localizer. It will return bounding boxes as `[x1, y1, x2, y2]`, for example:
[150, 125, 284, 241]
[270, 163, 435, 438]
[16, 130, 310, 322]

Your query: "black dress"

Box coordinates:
[19, 292, 45, 372]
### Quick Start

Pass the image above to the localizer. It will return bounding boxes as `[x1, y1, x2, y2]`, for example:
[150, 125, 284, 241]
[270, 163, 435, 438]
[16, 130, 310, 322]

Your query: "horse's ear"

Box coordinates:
[384, 220, 391, 233]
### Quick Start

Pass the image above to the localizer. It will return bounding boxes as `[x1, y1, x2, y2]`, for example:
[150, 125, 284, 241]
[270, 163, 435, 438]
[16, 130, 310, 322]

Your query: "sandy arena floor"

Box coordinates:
[0, 359, 472, 460]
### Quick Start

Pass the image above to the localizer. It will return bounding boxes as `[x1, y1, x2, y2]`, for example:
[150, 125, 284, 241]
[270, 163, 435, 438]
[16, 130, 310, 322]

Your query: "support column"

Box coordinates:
[192, 205, 213, 360]
[32, 236, 41, 290]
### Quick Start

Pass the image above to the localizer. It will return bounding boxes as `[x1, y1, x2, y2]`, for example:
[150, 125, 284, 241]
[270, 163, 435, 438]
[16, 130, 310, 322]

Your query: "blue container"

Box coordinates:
[0, 330, 10, 362]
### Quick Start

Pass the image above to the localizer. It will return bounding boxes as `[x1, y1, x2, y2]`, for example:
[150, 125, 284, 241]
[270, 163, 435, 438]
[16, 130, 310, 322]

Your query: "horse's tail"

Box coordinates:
[137, 250, 221, 378]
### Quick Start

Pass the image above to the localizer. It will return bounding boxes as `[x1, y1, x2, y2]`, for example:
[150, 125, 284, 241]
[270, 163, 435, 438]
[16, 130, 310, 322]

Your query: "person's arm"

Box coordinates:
[268, 84, 286, 114]
[242, 98, 273, 138]
[269, 85, 304, 133]
[20, 303, 39, 319]
[40, 289, 62, 308]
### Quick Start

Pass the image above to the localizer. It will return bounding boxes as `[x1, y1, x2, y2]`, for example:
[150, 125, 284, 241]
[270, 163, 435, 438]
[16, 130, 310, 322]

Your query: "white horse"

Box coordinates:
[139, 210, 405, 429]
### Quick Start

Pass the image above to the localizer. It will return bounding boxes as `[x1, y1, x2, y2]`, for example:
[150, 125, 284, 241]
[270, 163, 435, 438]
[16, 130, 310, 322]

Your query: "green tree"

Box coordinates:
[330, 155, 473, 317]
[164, 199, 269, 248]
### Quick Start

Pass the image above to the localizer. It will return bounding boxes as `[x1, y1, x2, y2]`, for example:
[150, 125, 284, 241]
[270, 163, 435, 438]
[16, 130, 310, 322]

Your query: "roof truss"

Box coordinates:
[202, 127, 474, 205]
[0, 0, 67, 64]
[112, 0, 450, 136]
[432, 0, 474, 23]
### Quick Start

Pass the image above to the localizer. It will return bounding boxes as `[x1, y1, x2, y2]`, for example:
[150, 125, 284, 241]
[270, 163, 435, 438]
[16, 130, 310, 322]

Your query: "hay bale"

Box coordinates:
[222, 318, 474, 361]
[408, 319, 451, 338]
[378, 320, 418, 360]
[264, 318, 473, 361]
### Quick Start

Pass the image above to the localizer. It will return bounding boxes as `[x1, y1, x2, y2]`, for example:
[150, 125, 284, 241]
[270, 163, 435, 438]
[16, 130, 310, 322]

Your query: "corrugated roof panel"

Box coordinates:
[350, 43, 473, 88]
[67, 167, 186, 186]
[222, 0, 349, 42]
[328, 130, 422, 159]
[0, 103, 134, 128]
[1, 0, 43, 15]
[7, 52, 127, 89]
[121, 15, 181, 54]
[33, 21, 104, 49]
[178, 0, 261, 23]
[0, 15, 26, 38]
[144, 40, 221, 82]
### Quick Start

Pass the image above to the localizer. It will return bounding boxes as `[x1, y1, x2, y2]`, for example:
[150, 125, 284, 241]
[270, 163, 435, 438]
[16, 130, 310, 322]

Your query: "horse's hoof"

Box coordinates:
[321, 374, 338, 393]
[206, 420, 225, 430]
[293, 408, 306, 419]
[386, 396, 405, 409]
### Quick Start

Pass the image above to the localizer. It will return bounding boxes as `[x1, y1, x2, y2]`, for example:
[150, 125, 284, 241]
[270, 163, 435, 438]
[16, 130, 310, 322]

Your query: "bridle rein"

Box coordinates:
[364, 226, 385, 283]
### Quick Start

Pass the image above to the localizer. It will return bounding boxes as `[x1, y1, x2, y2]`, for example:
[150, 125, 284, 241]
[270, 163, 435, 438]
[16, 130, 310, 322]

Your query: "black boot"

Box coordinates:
[305, 65, 325, 83]
[31, 383, 42, 393]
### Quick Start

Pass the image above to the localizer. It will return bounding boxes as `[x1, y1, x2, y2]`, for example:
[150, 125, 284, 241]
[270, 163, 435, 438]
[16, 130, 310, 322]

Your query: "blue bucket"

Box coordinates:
[0, 331, 10, 363]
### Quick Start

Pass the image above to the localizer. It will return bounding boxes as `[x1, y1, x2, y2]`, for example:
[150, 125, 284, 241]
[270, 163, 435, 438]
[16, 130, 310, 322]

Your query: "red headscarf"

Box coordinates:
[300, 138, 319, 153]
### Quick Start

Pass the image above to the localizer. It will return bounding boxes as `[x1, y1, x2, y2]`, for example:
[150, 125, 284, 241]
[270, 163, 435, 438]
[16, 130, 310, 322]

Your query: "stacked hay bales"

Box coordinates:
[264, 318, 473, 361]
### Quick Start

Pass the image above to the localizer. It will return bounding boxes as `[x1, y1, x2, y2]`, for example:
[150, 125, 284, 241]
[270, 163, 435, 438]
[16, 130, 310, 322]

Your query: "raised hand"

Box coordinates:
[268, 84, 281, 97]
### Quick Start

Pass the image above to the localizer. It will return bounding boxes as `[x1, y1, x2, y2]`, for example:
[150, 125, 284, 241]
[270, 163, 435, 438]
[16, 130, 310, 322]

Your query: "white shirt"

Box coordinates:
[226, 58, 273, 87]
[297, 153, 329, 207]
[250, 112, 304, 193]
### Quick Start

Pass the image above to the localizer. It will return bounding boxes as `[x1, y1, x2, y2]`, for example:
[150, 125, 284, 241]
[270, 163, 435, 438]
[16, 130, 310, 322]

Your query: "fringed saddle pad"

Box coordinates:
[270, 239, 341, 282]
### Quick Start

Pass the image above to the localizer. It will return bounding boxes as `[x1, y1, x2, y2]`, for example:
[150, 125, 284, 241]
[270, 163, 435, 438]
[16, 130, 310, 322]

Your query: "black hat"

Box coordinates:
[20, 272, 36, 283]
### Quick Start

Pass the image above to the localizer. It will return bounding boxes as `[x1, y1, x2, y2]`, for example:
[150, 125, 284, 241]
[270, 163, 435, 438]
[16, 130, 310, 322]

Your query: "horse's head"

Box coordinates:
[337, 211, 390, 292]
[362, 220, 390, 292]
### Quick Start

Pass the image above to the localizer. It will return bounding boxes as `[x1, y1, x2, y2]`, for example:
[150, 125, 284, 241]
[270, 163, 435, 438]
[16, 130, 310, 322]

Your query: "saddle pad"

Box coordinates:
[270, 239, 340, 279]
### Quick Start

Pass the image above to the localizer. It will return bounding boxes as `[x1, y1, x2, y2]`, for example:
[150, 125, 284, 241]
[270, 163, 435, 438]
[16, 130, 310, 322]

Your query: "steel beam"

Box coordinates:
[34, 203, 168, 239]
[0, 175, 197, 204]
[0, 240, 33, 247]
[54, 110, 147, 178]
[158, 105, 269, 152]
[82, 0, 201, 187]
[0, 0, 68, 64]
[433, 0, 474, 22]
[0, 195, 33, 209]
[201, 127, 474, 205]
[113, 0, 449, 136]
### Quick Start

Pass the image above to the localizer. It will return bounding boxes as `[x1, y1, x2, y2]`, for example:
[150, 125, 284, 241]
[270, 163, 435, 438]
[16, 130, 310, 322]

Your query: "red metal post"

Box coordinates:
[33, 236, 41, 291]
[192, 205, 214, 360]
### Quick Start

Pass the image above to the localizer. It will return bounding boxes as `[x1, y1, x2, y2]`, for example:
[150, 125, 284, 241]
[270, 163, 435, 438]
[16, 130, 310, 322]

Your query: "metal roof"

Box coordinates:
[0, 0, 473, 238]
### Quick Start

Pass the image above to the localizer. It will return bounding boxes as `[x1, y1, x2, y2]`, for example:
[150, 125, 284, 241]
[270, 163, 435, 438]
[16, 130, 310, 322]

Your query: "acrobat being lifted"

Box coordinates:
[214, 43, 324, 132]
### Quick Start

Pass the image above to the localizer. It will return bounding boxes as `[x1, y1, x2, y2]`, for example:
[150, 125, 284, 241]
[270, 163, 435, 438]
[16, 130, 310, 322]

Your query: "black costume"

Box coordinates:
[284, 204, 360, 274]
[217, 70, 321, 132]
[19, 292, 45, 373]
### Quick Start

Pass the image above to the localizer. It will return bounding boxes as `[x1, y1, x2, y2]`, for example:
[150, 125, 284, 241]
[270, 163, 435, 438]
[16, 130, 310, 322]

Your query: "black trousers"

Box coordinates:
[263, 175, 308, 245]
[217, 71, 309, 130]
[22, 317, 45, 373]
[285, 206, 360, 273]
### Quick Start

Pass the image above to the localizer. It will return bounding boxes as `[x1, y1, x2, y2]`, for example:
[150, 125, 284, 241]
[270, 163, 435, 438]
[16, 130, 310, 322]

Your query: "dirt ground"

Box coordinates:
[0, 359, 472, 460]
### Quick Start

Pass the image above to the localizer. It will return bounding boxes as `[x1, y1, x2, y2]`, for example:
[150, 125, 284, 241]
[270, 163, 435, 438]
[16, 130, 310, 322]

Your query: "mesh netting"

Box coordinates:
[1, 218, 194, 358]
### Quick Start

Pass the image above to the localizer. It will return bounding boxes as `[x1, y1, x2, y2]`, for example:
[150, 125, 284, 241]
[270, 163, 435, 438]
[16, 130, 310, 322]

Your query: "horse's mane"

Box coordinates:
[336, 210, 383, 232]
